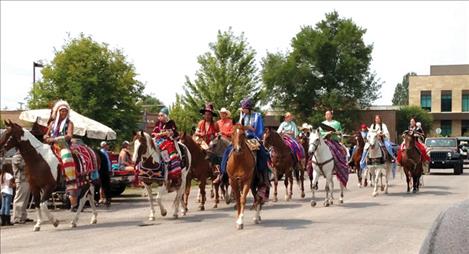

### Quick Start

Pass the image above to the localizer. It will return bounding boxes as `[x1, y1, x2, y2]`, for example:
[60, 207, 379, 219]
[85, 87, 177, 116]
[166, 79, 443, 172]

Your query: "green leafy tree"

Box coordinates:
[261, 11, 382, 131]
[396, 105, 433, 138]
[182, 28, 260, 124]
[138, 94, 165, 113]
[392, 72, 417, 106]
[28, 34, 144, 143]
[169, 94, 194, 134]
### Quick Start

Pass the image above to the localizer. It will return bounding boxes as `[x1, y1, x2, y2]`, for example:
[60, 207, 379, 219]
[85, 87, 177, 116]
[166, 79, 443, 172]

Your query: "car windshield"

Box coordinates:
[425, 139, 457, 147]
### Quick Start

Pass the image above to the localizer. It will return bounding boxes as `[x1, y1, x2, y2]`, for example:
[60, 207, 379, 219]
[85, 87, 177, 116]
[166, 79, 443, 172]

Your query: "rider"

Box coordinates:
[318, 110, 349, 187]
[277, 112, 299, 138]
[220, 97, 270, 196]
[216, 107, 233, 139]
[195, 102, 219, 150]
[360, 115, 396, 170]
[298, 123, 312, 139]
[43, 100, 78, 211]
[349, 123, 368, 164]
[118, 141, 134, 171]
[397, 117, 430, 171]
[151, 107, 182, 189]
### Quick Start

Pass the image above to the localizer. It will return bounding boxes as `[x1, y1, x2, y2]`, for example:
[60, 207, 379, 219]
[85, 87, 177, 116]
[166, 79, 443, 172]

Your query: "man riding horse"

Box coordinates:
[318, 110, 349, 187]
[277, 112, 299, 138]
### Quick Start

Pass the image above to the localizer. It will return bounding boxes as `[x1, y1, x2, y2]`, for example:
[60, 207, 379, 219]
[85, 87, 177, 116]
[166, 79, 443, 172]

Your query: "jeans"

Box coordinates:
[1, 193, 13, 215]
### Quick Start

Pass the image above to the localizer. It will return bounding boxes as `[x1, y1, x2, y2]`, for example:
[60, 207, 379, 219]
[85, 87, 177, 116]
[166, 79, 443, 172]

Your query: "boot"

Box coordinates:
[1, 215, 5, 226]
[5, 215, 13, 226]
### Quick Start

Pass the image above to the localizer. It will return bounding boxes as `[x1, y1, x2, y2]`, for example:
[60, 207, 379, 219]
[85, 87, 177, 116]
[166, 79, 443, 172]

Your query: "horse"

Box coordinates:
[227, 125, 260, 229]
[0, 120, 104, 231]
[132, 131, 191, 220]
[206, 134, 232, 205]
[401, 130, 423, 193]
[348, 131, 367, 187]
[365, 130, 392, 197]
[179, 132, 217, 210]
[299, 133, 317, 192]
[263, 128, 305, 202]
[308, 128, 344, 207]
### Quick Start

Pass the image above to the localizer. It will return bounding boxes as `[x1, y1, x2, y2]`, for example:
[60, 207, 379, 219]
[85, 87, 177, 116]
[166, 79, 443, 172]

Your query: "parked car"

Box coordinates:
[425, 137, 464, 175]
[107, 152, 135, 196]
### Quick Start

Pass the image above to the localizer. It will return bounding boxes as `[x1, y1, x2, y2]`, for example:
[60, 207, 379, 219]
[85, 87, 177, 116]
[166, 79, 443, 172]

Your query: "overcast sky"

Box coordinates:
[1, 1, 468, 110]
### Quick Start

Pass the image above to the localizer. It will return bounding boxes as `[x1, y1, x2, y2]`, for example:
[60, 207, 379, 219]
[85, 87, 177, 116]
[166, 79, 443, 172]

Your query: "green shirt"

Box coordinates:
[319, 120, 343, 141]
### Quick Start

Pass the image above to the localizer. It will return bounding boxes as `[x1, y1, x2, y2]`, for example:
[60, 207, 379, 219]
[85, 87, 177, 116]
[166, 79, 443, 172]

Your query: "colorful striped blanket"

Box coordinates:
[281, 134, 305, 162]
[155, 135, 182, 180]
[324, 139, 349, 187]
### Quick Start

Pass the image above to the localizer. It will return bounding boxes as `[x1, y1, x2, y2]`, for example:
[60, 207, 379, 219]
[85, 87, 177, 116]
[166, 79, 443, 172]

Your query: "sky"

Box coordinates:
[1, 1, 468, 110]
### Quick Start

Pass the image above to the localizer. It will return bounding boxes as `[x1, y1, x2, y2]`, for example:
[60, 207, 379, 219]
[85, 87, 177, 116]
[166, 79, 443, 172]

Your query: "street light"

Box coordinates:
[33, 61, 44, 84]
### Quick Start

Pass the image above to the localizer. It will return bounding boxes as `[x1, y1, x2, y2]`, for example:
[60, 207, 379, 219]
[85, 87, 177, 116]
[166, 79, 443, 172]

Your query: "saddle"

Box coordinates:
[246, 139, 261, 151]
[193, 136, 210, 150]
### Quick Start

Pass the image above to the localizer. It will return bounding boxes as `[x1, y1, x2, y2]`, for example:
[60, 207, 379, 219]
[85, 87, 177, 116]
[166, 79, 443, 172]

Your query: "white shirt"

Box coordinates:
[367, 122, 390, 141]
[1, 173, 14, 195]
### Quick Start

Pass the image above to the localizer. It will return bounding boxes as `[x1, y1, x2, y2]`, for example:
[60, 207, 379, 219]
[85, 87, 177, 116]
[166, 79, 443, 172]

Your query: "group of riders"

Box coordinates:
[44, 98, 431, 209]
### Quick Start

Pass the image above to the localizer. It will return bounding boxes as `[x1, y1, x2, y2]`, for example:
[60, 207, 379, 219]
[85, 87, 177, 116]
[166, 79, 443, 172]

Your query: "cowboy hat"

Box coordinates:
[299, 123, 312, 131]
[219, 107, 231, 117]
[199, 102, 218, 116]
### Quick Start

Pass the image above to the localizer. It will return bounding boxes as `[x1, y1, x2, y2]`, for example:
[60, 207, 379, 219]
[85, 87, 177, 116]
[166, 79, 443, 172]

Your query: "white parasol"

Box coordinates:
[19, 109, 117, 140]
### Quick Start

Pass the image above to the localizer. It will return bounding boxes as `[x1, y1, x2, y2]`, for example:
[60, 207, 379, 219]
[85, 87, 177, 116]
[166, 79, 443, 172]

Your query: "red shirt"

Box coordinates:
[197, 120, 219, 144]
[217, 118, 233, 139]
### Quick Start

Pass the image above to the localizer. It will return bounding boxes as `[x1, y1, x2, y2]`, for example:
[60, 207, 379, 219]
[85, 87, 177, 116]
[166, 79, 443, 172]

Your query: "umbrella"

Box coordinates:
[19, 109, 116, 140]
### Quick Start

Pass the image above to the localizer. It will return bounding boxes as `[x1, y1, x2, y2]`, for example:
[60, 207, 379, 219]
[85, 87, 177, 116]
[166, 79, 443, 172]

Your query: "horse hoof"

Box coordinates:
[340, 199, 344, 204]
[149, 216, 155, 221]
[53, 220, 60, 227]
[324, 202, 330, 207]
[381, 186, 385, 192]
[330, 200, 333, 205]
[161, 210, 167, 217]
[210, 191, 215, 199]
[90, 219, 97, 225]
[236, 223, 244, 230]
[33, 226, 40, 232]
[199, 206, 205, 211]
[173, 214, 179, 219]
[213, 204, 218, 209]
[253, 217, 261, 224]
[71, 222, 77, 228]
[385, 190, 388, 194]
[311, 201, 317, 207]
[273, 197, 278, 202]
[372, 192, 378, 197]
[412, 189, 417, 194]
[301, 193, 305, 198]
[357, 183, 362, 188]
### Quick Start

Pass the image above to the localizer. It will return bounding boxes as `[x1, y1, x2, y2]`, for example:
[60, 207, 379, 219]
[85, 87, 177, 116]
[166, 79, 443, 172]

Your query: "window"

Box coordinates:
[441, 91, 452, 112]
[462, 120, 469, 136]
[420, 91, 431, 111]
[462, 91, 469, 112]
[440, 120, 452, 137]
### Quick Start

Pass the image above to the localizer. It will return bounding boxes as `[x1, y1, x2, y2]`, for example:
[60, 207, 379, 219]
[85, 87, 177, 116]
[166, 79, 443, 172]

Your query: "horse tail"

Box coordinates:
[96, 149, 111, 201]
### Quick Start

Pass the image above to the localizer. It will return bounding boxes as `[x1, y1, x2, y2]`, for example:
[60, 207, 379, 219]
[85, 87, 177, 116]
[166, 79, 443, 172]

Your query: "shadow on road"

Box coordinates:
[386, 190, 453, 197]
[340, 202, 382, 209]
[56, 219, 150, 231]
[263, 203, 303, 210]
[178, 212, 229, 223]
[258, 218, 313, 230]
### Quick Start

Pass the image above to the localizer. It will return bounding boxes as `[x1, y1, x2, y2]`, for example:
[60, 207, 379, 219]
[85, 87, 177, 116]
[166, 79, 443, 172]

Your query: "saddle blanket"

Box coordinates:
[154, 135, 182, 180]
[281, 134, 305, 161]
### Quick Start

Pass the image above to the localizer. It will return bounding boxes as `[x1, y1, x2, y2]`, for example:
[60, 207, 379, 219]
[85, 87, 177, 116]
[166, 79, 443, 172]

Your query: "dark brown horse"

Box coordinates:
[0, 121, 103, 231]
[227, 125, 258, 229]
[263, 128, 304, 201]
[179, 132, 217, 211]
[349, 131, 366, 187]
[206, 134, 231, 205]
[401, 130, 423, 193]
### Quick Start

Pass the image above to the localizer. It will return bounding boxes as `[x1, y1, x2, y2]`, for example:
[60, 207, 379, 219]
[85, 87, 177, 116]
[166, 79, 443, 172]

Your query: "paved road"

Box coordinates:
[2, 167, 468, 254]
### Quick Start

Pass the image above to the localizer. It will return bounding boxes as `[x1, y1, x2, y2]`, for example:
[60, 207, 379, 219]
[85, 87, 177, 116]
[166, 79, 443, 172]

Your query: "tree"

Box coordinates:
[182, 28, 260, 125]
[169, 94, 194, 134]
[138, 94, 165, 113]
[261, 11, 382, 131]
[28, 34, 144, 143]
[396, 105, 433, 138]
[392, 72, 417, 106]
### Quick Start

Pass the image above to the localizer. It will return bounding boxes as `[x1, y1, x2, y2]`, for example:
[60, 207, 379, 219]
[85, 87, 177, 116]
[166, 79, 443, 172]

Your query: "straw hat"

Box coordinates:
[299, 123, 312, 131]
[219, 107, 231, 117]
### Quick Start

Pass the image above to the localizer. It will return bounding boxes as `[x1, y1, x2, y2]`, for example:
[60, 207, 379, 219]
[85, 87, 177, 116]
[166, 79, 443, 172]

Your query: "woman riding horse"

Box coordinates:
[397, 117, 430, 172]
[43, 100, 78, 211]
[216, 107, 233, 140]
[220, 97, 270, 201]
[318, 110, 349, 188]
[360, 115, 395, 169]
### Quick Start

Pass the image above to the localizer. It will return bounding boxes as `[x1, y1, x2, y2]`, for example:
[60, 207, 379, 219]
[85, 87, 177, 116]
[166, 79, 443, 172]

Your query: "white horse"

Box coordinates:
[308, 129, 344, 207]
[132, 131, 191, 220]
[364, 130, 391, 197]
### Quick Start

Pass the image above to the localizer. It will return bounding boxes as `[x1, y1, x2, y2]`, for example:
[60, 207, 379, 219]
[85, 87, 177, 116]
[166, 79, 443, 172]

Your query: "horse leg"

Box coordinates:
[339, 182, 344, 204]
[329, 173, 334, 205]
[310, 169, 319, 207]
[71, 189, 90, 228]
[88, 185, 98, 224]
[143, 183, 156, 220]
[288, 170, 293, 200]
[384, 164, 390, 194]
[357, 164, 363, 187]
[230, 178, 242, 229]
[405, 169, 411, 193]
[412, 174, 420, 193]
[198, 179, 207, 211]
[173, 174, 186, 219]
[156, 185, 168, 217]
[32, 190, 43, 231]
[213, 179, 220, 208]
[324, 178, 330, 207]
[372, 166, 379, 197]
[284, 171, 292, 201]
[273, 171, 278, 202]
[39, 185, 59, 229]
[238, 182, 250, 229]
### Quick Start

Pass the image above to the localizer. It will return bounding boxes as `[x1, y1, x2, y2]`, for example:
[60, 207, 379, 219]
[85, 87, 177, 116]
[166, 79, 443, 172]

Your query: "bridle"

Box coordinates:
[309, 134, 334, 176]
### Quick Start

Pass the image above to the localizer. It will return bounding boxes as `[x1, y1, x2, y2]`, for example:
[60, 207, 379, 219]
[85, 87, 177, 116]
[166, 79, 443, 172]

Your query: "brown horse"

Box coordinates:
[206, 134, 231, 205]
[349, 131, 366, 187]
[263, 128, 304, 201]
[179, 132, 217, 211]
[401, 130, 423, 193]
[0, 121, 103, 231]
[227, 125, 259, 229]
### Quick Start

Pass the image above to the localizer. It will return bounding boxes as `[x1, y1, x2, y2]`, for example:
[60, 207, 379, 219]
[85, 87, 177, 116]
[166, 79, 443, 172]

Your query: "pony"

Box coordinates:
[365, 130, 392, 197]
[308, 128, 344, 207]
[179, 132, 217, 210]
[132, 131, 191, 220]
[401, 130, 423, 193]
[263, 128, 305, 201]
[206, 134, 231, 205]
[0, 121, 103, 231]
[226, 125, 259, 229]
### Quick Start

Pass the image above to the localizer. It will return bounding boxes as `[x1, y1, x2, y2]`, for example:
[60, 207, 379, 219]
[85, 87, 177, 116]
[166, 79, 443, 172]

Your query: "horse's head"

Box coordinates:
[403, 130, 417, 149]
[308, 128, 321, 155]
[132, 130, 157, 165]
[367, 129, 379, 147]
[0, 120, 25, 151]
[262, 127, 273, 149]
[207, 134, 230, 157]
[232, 124, 246, 152]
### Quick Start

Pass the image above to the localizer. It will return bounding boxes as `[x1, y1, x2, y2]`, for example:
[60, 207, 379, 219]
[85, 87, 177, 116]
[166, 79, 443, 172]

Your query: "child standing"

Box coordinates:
[1, 165, 15, 226]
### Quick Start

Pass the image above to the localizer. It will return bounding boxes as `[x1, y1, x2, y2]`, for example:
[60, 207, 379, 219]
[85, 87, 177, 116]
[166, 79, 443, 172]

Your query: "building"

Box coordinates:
[409, 64, 469, 137]
[356, 105, 399, 143]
